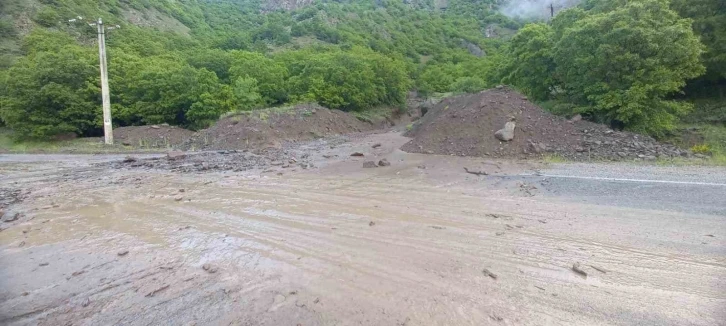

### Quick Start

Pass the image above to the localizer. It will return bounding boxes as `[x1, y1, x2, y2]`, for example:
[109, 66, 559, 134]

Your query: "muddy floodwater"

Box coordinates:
[1, 133, 725, 325]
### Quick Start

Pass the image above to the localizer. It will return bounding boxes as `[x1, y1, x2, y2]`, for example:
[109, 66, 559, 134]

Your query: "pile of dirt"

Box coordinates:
[401, 87, 689, 160]
[183, 104, 371, 151]
[114, 125, 195, 149]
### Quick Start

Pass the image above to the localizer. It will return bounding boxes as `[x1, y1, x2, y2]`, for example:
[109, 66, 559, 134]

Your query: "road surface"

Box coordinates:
[0, 133, 724, 325]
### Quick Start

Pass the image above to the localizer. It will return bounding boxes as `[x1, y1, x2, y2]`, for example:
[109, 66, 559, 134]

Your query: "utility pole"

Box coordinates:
[96, 18, 113, 145]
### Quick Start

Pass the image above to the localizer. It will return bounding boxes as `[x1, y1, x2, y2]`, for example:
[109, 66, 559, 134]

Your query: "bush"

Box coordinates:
[34, 7, 61, 27]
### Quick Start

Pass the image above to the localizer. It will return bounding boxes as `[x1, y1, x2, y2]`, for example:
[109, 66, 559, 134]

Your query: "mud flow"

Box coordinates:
[0, 133, 724, 326]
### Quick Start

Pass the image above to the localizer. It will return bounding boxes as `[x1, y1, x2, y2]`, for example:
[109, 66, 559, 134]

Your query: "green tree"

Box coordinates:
[553, 0, 705, 134]
[501, 23, 556, 101]
[1, 45, 100, 138]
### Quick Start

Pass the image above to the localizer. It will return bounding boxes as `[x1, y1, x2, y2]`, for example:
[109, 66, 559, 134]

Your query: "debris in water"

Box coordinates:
[145, 284, 170, 297]
[571, 262, 588, 277]
[482, 268, 498, 280]
[464, 167, 488, 176]
[589, 265, 608, 274]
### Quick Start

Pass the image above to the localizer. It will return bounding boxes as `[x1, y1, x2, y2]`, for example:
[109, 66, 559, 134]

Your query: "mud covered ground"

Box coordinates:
[0, 132, 724, 326]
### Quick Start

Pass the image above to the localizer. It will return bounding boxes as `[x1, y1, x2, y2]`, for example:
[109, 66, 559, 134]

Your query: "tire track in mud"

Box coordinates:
[3, 162, 725, 326]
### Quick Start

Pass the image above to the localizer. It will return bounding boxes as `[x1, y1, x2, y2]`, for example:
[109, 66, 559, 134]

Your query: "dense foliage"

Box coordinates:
[0, 0, 724, 139]
[503, 0, 710, 135]
[0, 0, 510, 138]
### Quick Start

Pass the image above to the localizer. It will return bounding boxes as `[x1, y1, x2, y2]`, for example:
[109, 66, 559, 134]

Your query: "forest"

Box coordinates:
[0, 0, 723, 144]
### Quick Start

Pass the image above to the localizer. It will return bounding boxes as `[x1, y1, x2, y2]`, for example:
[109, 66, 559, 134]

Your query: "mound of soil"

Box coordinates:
[401, 87, 689, 160]
[114, 125, 194, 149]
[184, 104, 371, 151]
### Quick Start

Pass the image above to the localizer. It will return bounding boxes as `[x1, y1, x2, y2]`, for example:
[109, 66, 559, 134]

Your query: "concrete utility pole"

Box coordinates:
[96, 18, 113, 145]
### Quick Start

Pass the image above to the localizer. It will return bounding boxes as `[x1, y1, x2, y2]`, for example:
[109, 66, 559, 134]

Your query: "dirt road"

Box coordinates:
[1, 132, 724, 325]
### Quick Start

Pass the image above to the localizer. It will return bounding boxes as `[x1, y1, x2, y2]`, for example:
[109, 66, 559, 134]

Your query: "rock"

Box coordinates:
[369, 221, 376, 226]
[644, 155, 656, 161]
[378, 159, 391, 167]
[271, 161, 284, 166]
[494, 121, 516, 142]
[150, 125, 160, 129]
[362, 161, 378, 168]
[202, 263, 218, 273]
[495, 85, 504, 89]
[167, 151, 186, 160]
[122, 141, 132, 146]
[570, 114, 582, 122]
[123, 156, 137, 163]
[3, 213, 20, 223]
[575, 146, 585, 153]
[81, 297, 91, 307]
[174, 196, 183, 201]
[117, 250, 129, 256]
[617, 152, 627, 157]
[350, 152, 364, 157]
[39, 262, 49, 267]
[371, 143, 382, 149]
[527, 140, 547, 154]
[179, 189, 185, 193]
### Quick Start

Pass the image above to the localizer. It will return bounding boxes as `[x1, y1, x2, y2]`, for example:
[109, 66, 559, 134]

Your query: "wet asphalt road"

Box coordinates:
[526, 163, 726, 216]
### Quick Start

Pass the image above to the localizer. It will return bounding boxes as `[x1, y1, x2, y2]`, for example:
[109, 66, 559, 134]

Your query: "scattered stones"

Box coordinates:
[378, 158, 391, 167]
[372, 143, 382, 148]
[494, 120, 516, 142]
[482, 268, 498, 280]
[351, 152, 365, 157]
[202, 263, 218, 273]
[117, 250, 129, 256]
[362, 161, 378, 168]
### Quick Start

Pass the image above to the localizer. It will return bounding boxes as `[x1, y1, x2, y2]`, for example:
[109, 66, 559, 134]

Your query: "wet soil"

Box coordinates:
[114, 125, 195, 149]
[0, 132, 724, 326]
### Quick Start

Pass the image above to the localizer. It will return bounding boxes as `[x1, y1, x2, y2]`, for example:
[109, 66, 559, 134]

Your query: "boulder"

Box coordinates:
[362, 161, 378, 168]
[378, 159, 391, 167]
[494, 121, 516, 142]
[167, 151, 186, 160]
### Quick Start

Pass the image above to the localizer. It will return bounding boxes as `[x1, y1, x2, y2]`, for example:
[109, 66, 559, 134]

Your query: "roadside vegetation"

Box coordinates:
[0, 0, 723, 160]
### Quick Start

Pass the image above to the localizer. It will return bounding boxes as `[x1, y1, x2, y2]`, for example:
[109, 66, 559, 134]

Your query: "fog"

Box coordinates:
[500, 0, 582, 19]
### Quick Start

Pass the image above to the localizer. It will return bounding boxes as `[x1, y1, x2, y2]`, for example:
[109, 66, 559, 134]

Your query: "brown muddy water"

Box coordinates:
[0, 133, 724, 326]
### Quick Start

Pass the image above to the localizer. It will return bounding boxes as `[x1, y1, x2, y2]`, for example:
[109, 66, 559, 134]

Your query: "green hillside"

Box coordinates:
[0, 0, 723, 144]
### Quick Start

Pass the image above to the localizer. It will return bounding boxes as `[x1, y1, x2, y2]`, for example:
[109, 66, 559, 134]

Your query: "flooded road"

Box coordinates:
[1, 133, 725, 325]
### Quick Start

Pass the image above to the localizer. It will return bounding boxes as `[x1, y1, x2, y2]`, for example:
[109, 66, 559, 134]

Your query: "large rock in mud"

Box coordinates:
[494, 121, 516, 142]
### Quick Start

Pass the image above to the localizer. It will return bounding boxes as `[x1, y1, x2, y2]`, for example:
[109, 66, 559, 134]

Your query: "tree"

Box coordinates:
[501, 23, 555, 101]
[1, 45, 99, 138]
[553, 0, 705, 135]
